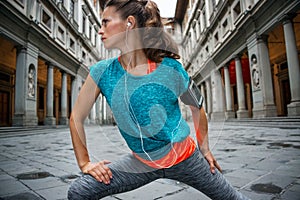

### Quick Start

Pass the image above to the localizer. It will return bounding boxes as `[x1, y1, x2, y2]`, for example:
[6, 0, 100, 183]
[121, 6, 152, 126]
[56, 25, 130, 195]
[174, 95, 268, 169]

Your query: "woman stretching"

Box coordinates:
[68, 0, 249, 199]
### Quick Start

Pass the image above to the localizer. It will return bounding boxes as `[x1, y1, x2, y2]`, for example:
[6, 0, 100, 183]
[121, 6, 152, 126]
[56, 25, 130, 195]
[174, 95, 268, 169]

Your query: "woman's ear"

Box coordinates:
[126, 15, 136, 28]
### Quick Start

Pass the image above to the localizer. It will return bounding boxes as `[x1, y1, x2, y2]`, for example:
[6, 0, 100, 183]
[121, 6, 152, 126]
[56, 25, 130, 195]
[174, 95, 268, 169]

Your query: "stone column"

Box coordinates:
[60, 71, 68, 125]
[13, 44, 38, 126]
[99, 94, 104, 124]
[210, 69, 225, 120]
[283, 17, 300, 116]
[205, 79, 212, 119]
[102, 97, 107, 124]
[200, 10, 205, 32]
[204, 0, 212, 26]
[35, 0, 41, 23]
[235, 55, 248, 118]
[247, 34, 277, 118]
[45, 63, 56, 125]
[90, 104, 96, 124]
[224, 65, 235, 119]
[74, 0, 80, 24]
[200, 83, 206, 111]
[95, 97, 101, 125]
[71, 76, 77, 112]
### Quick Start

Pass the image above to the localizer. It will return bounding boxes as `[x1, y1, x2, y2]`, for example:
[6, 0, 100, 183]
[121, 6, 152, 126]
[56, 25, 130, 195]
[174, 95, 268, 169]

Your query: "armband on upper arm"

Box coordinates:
[180, 78, 204, 108]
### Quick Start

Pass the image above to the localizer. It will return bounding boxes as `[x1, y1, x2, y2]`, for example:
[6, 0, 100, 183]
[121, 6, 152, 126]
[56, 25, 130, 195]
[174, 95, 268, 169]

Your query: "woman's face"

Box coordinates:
[98, 6, 127, 50]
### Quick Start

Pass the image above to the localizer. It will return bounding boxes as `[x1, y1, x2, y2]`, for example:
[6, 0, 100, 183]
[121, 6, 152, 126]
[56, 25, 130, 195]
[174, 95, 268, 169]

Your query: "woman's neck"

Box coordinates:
[120, 50, 147, 71]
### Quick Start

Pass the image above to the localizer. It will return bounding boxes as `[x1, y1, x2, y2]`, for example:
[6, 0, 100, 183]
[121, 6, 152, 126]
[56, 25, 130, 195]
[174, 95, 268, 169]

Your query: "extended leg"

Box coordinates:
[165, 149, 249, 200]
[68, 154, 163, 200]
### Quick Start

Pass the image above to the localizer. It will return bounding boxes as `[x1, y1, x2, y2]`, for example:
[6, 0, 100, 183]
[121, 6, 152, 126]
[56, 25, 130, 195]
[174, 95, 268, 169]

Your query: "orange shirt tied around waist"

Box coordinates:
[133, 136, 197, 168]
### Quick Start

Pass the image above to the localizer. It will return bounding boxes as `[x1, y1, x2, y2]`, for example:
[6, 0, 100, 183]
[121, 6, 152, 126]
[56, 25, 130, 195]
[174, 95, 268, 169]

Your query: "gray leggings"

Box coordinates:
[68, 149, 249, 200]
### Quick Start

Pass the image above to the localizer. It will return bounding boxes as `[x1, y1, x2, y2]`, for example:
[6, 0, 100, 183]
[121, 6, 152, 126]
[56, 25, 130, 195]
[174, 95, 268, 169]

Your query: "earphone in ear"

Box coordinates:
[127, 22, 132, 27]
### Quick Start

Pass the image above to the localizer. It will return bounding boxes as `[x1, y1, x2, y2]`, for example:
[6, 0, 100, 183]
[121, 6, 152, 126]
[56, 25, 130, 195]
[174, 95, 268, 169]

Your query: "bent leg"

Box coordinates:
[68, 154, 163, 200]
[165, 149, 249, 200]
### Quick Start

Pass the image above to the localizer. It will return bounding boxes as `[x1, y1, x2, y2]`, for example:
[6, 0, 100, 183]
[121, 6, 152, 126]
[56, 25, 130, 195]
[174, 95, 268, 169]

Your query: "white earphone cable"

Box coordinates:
[122, 25, 180, 168]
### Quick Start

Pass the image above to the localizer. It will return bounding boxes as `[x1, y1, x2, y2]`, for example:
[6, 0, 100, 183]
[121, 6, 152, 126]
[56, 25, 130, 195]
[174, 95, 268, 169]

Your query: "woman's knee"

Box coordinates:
[68, 177, 87, 200]
[68, 178, 82, 200]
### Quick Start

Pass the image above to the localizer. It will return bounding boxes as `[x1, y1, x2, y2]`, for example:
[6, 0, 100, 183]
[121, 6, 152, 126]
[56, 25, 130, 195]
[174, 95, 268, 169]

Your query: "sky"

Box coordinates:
[152, 0, 177, 18]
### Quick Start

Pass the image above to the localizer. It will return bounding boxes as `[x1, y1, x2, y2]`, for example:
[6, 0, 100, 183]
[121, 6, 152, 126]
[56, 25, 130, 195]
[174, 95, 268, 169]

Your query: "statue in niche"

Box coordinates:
[251, 55, 260, 90]
[28, 65, 35, 98]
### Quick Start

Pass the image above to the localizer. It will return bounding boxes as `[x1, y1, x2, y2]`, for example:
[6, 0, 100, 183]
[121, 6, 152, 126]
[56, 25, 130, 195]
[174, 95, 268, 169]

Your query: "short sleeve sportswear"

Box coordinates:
[90, 57, 191, 161]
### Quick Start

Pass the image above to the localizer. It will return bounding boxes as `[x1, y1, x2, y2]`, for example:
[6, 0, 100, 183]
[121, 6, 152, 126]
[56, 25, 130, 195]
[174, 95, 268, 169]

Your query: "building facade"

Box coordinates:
[0, 0, 117, 127]
[174, 0, 300, 120]
[1, 0, 300, 127]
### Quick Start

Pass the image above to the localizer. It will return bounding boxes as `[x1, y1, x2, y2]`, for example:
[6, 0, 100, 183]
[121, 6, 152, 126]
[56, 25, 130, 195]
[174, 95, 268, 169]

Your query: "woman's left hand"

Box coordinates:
[203, 151, 222, 174]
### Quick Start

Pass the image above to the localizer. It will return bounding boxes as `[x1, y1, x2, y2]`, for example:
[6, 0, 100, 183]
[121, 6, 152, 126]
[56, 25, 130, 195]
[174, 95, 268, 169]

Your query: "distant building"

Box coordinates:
[0, 0, 117, 127]
[173, 0, 300, 120]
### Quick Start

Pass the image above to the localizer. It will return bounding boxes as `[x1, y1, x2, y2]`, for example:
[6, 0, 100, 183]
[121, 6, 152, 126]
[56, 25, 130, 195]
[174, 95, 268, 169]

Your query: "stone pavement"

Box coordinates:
[0, 121, 299, 200]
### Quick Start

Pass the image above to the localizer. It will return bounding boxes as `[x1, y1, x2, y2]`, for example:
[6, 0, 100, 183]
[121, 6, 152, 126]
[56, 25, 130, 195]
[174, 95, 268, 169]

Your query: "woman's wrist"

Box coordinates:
[80, 161, 91, 172]
[200, 147, 210, 157]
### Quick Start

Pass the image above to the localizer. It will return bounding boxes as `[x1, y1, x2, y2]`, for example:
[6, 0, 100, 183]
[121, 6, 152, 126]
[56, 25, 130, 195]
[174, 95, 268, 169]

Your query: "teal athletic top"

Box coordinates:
[90, 57, 191, 160]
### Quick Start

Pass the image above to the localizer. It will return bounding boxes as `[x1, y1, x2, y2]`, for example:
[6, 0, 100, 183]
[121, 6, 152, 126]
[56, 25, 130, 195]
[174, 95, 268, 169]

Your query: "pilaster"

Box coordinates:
[247, 34, 277, 118]
[13, 43, 39, 126]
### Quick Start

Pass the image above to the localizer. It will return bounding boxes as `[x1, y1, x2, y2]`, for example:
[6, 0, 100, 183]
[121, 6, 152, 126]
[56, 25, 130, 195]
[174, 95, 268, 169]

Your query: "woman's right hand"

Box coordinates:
[81, 160, 113, 184]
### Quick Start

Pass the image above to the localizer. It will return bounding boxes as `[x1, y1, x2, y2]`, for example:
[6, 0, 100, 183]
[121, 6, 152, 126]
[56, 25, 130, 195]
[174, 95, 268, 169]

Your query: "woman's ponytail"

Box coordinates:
[143, 1, 180, 63]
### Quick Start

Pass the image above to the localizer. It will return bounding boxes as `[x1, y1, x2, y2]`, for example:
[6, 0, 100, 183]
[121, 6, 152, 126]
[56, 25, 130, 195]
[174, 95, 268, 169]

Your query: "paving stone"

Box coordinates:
[0, 162, 39, 177]
[114, 179, 184, 200]
[289, 182, 300, 192]
[281, 190, 300, 200]
[0, 161, 21, 172]
[226, 155, 261, 166]
[247, 159, 286, 171]
[0, 154, 11, 162]
[225, 168, 268, 183]
[225, 175, 252, 188]
[35, 184, 69, 200]
[0, 179, 29, 196]
[40, 166, 78, 178]
[102, 195, 119, 200]
[0, 174, 15, 181]
[20, 177, 67, 190]
[240, 189, 275, 200]
[275, 164, 300, 178]
[48, 161, 79, 172]
[161, 187, 211, 200]
[2, 191, 43, 200]
[218, 161, 244, 172]
[243, 173, 295, 193]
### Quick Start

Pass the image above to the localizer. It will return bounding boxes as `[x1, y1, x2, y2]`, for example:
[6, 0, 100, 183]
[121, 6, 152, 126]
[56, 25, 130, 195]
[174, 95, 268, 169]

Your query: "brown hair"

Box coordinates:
[104, 0, 180, 63]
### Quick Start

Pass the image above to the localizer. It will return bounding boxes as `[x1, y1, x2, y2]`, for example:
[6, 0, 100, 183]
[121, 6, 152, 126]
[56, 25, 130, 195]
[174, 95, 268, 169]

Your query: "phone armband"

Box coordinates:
[180, 78, 203, 108]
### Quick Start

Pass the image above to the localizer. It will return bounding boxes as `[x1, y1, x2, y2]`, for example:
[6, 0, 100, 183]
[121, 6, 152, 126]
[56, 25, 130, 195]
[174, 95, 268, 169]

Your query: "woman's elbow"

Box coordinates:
[69, 112, 84, 127]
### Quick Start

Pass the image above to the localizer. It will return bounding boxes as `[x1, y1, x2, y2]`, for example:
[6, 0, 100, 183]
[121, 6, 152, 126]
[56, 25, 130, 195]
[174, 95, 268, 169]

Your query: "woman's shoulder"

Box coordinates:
[92, 57, 118, 69]
[162, 57, 185, 72]
[90, 57, 118, 73]
[89, 57, 118, 82]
